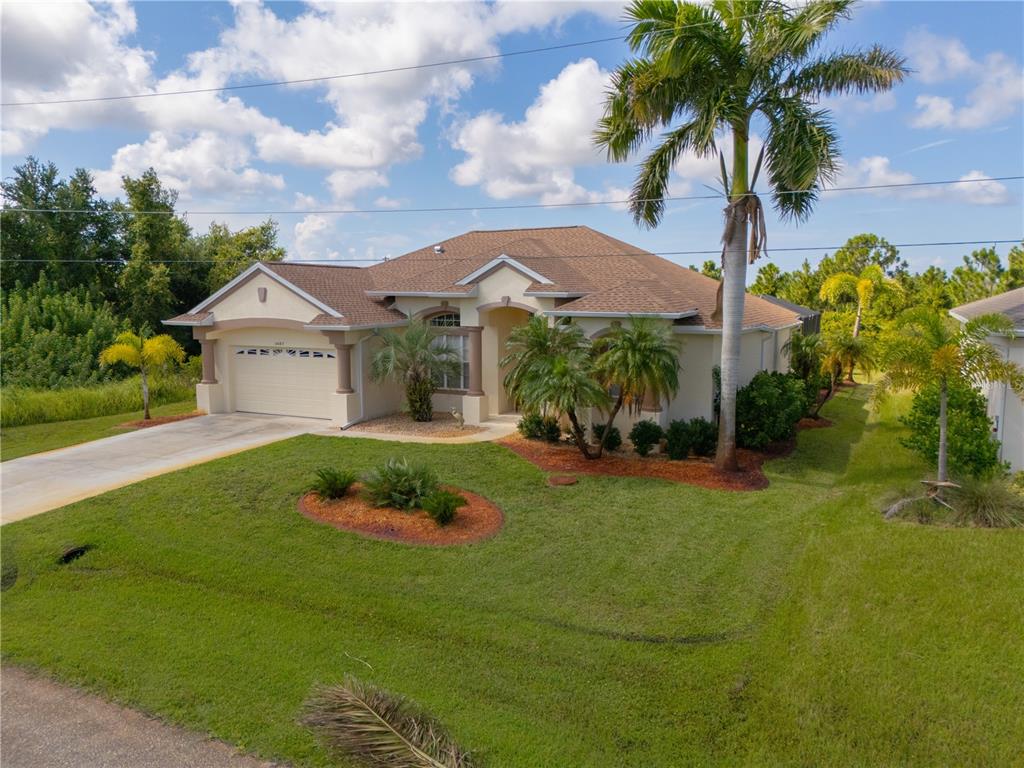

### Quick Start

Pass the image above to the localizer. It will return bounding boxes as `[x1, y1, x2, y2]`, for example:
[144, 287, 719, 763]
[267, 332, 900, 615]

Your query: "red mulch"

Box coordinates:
[298, 484, 503, 546]
[498, 435, 773, 491]
[118, 412, 202, 429]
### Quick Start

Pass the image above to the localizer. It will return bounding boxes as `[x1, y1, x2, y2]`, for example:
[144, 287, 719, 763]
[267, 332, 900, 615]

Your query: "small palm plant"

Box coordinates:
[823, 332, 873, 384]
[98, 330, 185, 420]
[371, 321, 460, 422]
[501, 315, 588, 411]
[876, 308, 1024, 485]
[819, 264, 902, 338]
[591, 317, 681, 457]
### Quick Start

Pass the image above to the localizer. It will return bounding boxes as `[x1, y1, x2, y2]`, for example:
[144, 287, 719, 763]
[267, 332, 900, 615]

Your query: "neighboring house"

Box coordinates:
[950, 287, 1024, 472]
[757, 294, 821, 335]
[165, 226, 800, 430]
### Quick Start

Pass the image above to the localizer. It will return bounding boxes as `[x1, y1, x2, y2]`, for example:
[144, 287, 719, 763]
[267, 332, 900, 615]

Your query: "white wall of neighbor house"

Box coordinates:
[984, 337, 1024, 472]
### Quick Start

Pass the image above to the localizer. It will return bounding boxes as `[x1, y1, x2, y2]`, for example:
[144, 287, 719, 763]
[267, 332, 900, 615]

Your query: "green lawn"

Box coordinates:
[0, 399, 197, 461]
[2, 387, 1022, 767]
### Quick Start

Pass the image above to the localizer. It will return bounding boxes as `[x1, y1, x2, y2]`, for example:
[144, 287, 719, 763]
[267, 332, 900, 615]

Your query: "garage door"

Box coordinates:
[231, 346, 335, 418]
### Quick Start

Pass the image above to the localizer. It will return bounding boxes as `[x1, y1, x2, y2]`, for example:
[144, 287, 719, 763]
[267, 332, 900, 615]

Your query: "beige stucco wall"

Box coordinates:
[211, 272, 322, 323]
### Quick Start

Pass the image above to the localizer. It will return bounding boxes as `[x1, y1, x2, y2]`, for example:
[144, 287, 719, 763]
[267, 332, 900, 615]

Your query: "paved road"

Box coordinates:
[1, 666, 283, 768]
[1, 413, 324, 524]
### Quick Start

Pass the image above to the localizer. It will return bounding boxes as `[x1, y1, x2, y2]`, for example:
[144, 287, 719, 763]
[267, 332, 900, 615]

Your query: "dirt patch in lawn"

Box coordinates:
[348, 411, 485, 438]
[797, 416, 834, 430]
[298, 484, 503, 546]
[117, 412, 202, 430]
[496, 429, 827, 492]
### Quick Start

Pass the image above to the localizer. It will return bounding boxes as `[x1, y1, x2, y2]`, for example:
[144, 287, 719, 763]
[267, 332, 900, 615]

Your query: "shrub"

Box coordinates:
[950, 476, 1024, 528]
[687, 417, 718, 457]
[735, 371, 805, 449]
[362, 458, 439, 511]
[518, 412, 561, 442]
[900, 381, 1003, 479]
[628, 420, 663, 456]
[421, 489, 468, 526]
[0, 374, 195, 427]
[592, 423, 622, 452]
[665, 420, 692, 460]
[312, 468, 357, 499]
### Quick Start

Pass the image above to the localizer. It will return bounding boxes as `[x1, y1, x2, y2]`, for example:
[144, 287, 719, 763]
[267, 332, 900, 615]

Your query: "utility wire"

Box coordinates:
[5, 175, 1022, 217]
[7, 239, 1020, 265]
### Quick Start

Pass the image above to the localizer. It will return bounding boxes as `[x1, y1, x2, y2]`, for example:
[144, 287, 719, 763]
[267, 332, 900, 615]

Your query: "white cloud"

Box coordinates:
[839, 156, 1009, 205]
[450, 58, 617, 203]
[293, 214, 339, 260]
[905, 30, 1024, 130]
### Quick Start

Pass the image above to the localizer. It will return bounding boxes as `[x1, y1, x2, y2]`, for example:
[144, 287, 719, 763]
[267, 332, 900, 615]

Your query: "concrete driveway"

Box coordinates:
[1, 413, 324, 524]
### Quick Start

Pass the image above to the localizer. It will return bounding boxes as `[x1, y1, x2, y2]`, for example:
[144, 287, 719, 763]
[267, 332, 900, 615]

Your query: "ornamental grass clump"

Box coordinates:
[362, 458, 439, 511]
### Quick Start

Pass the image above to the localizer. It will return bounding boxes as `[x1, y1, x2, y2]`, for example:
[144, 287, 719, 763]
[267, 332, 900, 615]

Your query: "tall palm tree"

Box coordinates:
[592, 317, 681, 457]
[500, 315, 587, 411]
[370, 320, 459, 422]
[819, 263, 901, 337]
[99, 330, 185, 420]
[824, 331, 873, 384]
[876, 308, 1024, 484]
[595, 0, 906, 471]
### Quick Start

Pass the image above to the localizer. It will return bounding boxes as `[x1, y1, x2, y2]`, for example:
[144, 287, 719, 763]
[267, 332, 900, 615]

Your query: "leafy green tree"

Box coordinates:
[905, 266, 952, 312]
[595, 0, 906, 471]
[200, 219, 287, 292]
[99, 331, 185, 420]
[1, 276, 122, 389]
[370, 321, 460, 422]
[750, 262, 790, 297]
[949, 247, 1008, 305]
[900, 381, 1003, 479]
[592, 317, 681, 457]
[817, 233, 907, 279]
[117, 170, 188, 330]
[876, 308, 1024, 484]
[690, 260, 722, 280]
[819, 263, 901, 337]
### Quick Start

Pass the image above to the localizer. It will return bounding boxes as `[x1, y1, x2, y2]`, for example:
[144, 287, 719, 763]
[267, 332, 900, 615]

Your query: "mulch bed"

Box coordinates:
[797, 416, 834, 430]
[298, 484, 503, 546]
[348, 411, 485, 438]
[118, 412, 202, 429]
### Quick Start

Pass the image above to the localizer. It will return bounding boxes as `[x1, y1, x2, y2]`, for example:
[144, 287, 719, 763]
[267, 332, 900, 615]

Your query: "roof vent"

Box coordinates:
[433, 244, 445, 254]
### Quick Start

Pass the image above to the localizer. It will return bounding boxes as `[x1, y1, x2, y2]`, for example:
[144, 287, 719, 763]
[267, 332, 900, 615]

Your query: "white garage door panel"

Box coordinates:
[232, 347, 334, 418]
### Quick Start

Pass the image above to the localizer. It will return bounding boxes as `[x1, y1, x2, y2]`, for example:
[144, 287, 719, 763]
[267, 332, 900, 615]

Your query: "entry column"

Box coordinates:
[334, 343, 354, 394]
[465, 325, 484, 396]
[199, 338, 218, 384]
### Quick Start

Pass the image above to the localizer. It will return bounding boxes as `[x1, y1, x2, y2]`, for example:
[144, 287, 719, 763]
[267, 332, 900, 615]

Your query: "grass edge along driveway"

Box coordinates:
[2, 387, 1022, 767]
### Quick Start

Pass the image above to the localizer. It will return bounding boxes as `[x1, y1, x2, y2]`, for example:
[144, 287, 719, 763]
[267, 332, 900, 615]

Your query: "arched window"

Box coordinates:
[428, 312, 468, 390]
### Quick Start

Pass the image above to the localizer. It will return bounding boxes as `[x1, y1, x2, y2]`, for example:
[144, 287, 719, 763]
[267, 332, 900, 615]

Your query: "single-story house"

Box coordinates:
[758, 294, 821, 335]
[950, 287, 1024, 472]
[165, 226, 801, 430]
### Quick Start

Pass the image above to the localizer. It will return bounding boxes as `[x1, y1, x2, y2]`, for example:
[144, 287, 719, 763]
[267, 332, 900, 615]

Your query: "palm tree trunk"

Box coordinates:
[595, 391, 626, 459]
[937, 377, 949, 484]
[566, 408, 594, 460]
[141, 366, 151, 420]
[715, 129, 749, 473]
[852, 302, 863, 338]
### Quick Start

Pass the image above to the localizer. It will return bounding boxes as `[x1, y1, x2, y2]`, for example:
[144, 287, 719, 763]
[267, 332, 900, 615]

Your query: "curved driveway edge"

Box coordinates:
[0, 413, 322, 525]
[1, 666, 283, 768]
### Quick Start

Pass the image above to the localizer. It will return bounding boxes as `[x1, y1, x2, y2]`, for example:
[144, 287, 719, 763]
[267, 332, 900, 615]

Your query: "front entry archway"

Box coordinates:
[478, 305, 534, 415]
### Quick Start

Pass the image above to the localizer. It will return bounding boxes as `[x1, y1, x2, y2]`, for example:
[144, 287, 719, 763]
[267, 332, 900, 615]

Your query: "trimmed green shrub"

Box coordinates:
[592, 423, 622, 452]
[362, 458, 439, 511]
[665, 420, 692, 460]
[735, 371, 805, 449]
[0, 374, 195, 427]
[687, 417, 718, 457]
[518, 412, 561, 442]
[421, 489, 468, 527]
[628, 420, 663, 456]
[900, 381, 1003, 479]
[312, 468, 357, 499]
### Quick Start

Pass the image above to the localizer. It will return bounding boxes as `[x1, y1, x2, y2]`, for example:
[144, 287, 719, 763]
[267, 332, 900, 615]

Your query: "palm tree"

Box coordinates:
[595, 0, 906, 472]
[819, 263, 901, 337]
[823, 331, 872, 384]
[99, 330, 185, 420]
[876, 308, 1024, 484]
[592, 317, 681, 457]
[370, 320, 459, 422]
[500, 316, 587, 411]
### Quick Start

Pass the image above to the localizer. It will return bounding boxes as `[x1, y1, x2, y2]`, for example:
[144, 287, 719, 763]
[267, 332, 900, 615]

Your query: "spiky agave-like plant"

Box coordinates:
[301, 677, 477, 768]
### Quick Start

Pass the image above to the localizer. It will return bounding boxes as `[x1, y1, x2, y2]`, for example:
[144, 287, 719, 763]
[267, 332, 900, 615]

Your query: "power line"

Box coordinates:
[2, 35, 625, 107]
[7, 239, 1020, 265]
[5, 175, 1022, 217]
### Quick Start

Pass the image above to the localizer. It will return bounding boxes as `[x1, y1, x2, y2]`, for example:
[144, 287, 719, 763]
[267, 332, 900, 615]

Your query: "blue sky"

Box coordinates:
[2, 1, 1022, 280]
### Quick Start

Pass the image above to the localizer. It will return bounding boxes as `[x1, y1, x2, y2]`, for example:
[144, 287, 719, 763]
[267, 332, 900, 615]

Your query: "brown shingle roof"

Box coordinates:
[165, 310, 212, 325]
[262, 262, 406, 327]
[951, 287, 1024, 328]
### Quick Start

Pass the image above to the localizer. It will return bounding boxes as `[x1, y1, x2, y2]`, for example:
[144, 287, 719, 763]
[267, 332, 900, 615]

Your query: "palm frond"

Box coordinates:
[142, 334, 185, 367]
[99, 342, 141, 368]
[785, 46, 908, 98]
[302, 677, 476, 768]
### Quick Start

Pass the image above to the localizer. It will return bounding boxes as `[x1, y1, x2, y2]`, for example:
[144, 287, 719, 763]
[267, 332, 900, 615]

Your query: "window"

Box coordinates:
[428, 313, 468, 390]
